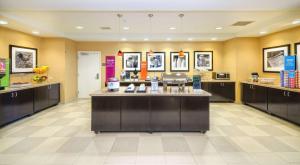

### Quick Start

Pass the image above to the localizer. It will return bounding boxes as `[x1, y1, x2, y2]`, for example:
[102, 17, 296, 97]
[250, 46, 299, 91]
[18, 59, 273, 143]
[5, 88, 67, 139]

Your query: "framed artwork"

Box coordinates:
[194, 51, 213, 71]
[146, 52, 165, 72]
[9, 45, 37, 74]
[122, 52, 142, 71]
[170, 52, 189, 72]
[263, 44, 290, 73]
[295, 42, 300, 70]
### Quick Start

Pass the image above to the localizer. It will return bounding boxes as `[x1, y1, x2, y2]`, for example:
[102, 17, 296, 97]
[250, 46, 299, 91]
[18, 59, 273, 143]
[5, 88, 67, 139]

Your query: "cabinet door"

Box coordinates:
[48, 84, 60, 107]
[15, 89, 34, 118]
[181, 97, 209, 131]
[242, 83, 252, 104]
[150, 97, 180, 131]
[92, 97, 121, 132]
[0, 92, 15, 126]
[287, 91, 300, 125]
[222, 82, 235, 102]
[34, 86, 49, 112]
[209, 82, 224, 102]
[121, 97, 150, 131]
[201, 82, 210, 92]
[268, 88, 287, 118]
[252, 85, 268, 112]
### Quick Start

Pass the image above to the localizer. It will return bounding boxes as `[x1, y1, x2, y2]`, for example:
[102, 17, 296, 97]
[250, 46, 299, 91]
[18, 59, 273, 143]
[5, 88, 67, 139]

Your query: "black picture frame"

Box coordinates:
[9, 45, 38, 74]
[194, 51, 213, 71]
[146, 52, 166, 72]
[263, 44, 290, 73]
[122, 52, 142, 71]
[295, 42, 300, 70]
[170, 52, 190, 72]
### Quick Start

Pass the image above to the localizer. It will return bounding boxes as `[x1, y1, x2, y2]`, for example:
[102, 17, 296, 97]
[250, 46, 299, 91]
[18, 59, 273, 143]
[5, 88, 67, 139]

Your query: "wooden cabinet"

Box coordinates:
[34, 83, 60, 113]
[92, 97, 121, 132]
[203, 82, 235, 102]
[242, 83, 268, 112]
[268, 88, 288, 118]
[242, 83, 300, 125]
[0, 89, 34, 126]
[286, 92, 300, 125]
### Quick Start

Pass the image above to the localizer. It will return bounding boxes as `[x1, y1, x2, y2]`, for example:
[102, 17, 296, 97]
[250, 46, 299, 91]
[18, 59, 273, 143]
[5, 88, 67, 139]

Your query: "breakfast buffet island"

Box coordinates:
[91, 87, 211, 133]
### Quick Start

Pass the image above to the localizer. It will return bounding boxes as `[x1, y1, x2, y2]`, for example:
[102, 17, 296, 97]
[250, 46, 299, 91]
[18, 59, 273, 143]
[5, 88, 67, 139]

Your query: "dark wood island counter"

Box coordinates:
[90, 87, 211, 133]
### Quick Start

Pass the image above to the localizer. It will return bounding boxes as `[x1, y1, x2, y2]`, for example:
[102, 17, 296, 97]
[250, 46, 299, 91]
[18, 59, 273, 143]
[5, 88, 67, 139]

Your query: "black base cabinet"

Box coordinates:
[202, 82, 235, 102]
[92, 96, 210, 133]
[0, 83, 60, 127]
[34, 83, 60, 113]
[242, 83, 300, 125]
[0, 89, 34, 126]
[242, 83, 268, 112]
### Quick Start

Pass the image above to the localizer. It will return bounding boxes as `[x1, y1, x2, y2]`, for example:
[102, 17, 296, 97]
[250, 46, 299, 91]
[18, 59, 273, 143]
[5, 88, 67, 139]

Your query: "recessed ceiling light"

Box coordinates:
[259, 31, 267, 34]
[211, 37, 217, 41]
[32, 31, 40, 35]
[169, 27, 176, 30]
[216, 27, 223, 30]
[188, 38, 193, 41]
[121, 38, 127, 41]
[166, 38, 172, 41]
[144, 38, 149, 41]
[0, 20, 8, 25]
[75, 26, 84, 29]
[123, 27, 130, 30]
[292, 19, 300, 25]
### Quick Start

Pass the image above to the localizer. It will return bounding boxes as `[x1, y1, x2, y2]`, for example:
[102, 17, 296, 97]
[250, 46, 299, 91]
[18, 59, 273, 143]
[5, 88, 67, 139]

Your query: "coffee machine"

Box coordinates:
[0, 58, 6, 90]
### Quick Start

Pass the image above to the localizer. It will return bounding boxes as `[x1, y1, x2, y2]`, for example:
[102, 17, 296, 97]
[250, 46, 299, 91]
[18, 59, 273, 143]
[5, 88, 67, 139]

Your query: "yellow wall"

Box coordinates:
[77, 41, 225, 88]
[0, 27, 78, 103]
[223, 38, 261, 103]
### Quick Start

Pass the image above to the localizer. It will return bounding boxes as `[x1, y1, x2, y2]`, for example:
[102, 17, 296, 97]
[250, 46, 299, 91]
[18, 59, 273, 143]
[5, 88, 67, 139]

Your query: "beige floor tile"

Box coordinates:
[237, 126, 270, 137]
[230, 137, 270, 153]
[30, 137, 69, 154]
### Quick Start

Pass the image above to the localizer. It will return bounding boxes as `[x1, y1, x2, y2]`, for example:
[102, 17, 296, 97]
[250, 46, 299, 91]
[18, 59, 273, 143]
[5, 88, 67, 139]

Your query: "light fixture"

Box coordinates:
[0, 20, 8, 25]
[216, 27, 223, 30]
[123, 27, 130, 30]
[166, 38, 171, 41]
[211, 37, 217, 41]
[121, 38, 127, 41]
[169, 27, 176, 30]
[188, 38, 193, 41]
[178, 13, 185, 58]
[147, 14, 154, 56]
[75, 26, 84, 29]
[292, 19, 300, 25]
[144, 38, 149, 41]
[259, 31, 267, 34]
[32, 31, 40, 35]
[117, 14, 123, 56]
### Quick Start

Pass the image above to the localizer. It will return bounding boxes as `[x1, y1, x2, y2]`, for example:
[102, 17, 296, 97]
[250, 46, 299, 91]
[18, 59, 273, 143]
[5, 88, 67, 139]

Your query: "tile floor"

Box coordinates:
[0, 99, 300, 165]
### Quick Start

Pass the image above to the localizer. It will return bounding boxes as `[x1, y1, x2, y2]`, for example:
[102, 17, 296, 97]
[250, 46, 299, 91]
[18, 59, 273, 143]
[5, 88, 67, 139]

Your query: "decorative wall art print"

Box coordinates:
[170, 52, 189, 72]
[263, 44, 290, 73]
[122, 52, 142, 71]
[295, 42, 300, 70]
[194, 51, 213, 71]
[146, 52, 165, 72]
[9, 45, 37, 73]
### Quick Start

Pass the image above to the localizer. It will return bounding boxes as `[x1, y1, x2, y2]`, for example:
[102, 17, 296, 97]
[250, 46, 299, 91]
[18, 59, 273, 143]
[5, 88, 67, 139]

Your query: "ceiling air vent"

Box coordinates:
[100, 26, 112, 30]
[232, 21, 254, 26]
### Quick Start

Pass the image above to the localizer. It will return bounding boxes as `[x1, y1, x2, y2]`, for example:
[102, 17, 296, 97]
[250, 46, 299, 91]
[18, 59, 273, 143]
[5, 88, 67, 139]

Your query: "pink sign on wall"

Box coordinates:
[106, 56, 115, 82]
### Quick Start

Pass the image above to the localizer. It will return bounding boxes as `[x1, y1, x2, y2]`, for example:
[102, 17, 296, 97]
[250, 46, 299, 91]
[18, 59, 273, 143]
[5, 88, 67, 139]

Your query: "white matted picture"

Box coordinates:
[9, 45, 37, 73]
[263, 45, 290, 72]
[295, 42, 300, 70]
[122, 52, 142, 71]
[170, 52, 189, 72]
[194, 51, 213, 71]
[146, 52, 165, 72]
